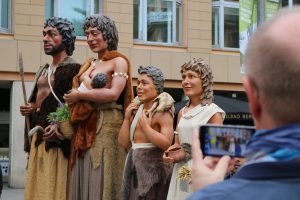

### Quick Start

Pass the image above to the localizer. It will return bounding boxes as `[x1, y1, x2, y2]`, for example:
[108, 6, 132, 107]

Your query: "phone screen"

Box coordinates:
[200, 125, 255, 157]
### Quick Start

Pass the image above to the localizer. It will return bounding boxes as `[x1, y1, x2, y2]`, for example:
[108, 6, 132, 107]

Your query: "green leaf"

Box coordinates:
[46, 104, 70, 122]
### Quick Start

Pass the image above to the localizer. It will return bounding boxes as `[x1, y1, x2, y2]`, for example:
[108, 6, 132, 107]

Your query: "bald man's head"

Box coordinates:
[244, 7, 300, 125]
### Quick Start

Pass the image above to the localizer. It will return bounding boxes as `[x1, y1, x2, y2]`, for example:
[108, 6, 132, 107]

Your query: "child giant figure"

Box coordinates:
[119, 66, 174, 200]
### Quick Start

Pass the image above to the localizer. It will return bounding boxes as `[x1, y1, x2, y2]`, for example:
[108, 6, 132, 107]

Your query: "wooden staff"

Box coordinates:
[19, 52, 31, 133]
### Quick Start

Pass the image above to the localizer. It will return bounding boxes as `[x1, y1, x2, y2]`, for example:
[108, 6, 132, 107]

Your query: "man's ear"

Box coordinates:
[243, 77, 261, 122]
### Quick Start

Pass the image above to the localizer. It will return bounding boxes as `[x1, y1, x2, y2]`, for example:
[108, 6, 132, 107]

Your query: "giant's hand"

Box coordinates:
[191, 131, 230, 192]
[63, 89, 80, 105]
[20, 103, 36, 116]
[43, 123, 65, 141]
[163, 145, 175, 165]
[124, 102, 139, 120]
[138, 110, 152, 132]
[163, 153, 174, 165]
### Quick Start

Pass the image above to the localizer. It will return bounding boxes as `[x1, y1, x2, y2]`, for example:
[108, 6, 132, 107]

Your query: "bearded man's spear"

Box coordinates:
[19, 52, 31, 134]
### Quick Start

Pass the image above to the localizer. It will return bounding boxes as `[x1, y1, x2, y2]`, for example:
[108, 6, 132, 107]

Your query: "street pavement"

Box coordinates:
[1, 184, 24, 200]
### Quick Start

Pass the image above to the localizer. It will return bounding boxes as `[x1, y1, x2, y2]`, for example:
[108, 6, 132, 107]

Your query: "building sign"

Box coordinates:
[240, 0, 284, 74]
[225, 113, 253, 120]
[239, 0, 257, 74]
[266, 0, 281, 20]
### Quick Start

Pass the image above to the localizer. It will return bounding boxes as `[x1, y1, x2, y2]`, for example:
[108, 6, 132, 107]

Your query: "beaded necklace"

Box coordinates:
[181, 104, 208, 119]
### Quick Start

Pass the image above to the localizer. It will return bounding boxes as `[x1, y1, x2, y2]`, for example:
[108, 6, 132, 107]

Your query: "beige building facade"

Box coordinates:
[0, 0, 243, 188]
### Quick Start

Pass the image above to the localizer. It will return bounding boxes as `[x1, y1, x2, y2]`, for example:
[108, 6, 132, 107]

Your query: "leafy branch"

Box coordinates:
[47, 104, 70, 123]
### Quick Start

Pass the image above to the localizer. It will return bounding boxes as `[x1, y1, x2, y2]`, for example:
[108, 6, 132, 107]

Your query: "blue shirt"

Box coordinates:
[188, 161, 300, 200]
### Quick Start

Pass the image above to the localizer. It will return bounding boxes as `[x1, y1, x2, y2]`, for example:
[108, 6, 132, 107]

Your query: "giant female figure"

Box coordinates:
[64, 15, 133, 200]
[165, 58, 225, 200]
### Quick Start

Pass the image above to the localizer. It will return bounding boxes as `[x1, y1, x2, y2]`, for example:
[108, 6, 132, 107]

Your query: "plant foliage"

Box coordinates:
[47, 104, 70, 123]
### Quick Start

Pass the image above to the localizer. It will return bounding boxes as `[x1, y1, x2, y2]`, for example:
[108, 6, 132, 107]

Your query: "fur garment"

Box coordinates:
[69, 50, 133, 168]
[132, 92, 175, 116]
[25, 57, 81, 157]
[122, 148, 172, 199]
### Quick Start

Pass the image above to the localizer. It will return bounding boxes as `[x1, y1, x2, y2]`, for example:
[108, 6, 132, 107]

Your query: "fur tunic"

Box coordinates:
[121, 148, 172, 200]
[25, 57, 81, 157]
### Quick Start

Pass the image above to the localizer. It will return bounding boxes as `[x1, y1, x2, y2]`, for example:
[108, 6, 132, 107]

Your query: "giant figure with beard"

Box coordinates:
[20, 17, 81, 200]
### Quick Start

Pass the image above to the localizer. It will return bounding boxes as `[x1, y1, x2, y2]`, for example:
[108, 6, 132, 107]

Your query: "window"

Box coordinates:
[0, 0, 11, 33]
[284, 0, 300, 6]
[212, 0, 299, 50]
[134, 0, 182, 45]
[45, 0, 101, 36]
[213, 0, 239, 50]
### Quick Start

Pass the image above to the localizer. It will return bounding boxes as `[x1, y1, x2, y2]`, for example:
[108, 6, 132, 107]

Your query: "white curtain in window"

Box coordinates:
[134, 0, 182, 45]
[45, 0, 101, 36]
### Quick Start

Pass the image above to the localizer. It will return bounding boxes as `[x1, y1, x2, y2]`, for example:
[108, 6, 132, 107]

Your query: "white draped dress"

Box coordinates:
[166, 103, 225, 200]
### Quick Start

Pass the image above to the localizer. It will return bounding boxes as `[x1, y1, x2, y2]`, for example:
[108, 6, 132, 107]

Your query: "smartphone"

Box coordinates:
[199, 124, 255, 157]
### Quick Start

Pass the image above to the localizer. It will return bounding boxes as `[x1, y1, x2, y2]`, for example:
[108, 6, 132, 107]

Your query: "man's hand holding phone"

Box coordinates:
[191, 130, 231, 192]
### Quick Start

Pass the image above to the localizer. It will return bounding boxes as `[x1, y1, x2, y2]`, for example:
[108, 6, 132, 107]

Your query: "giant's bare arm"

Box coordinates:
[64, 57, 128, 104]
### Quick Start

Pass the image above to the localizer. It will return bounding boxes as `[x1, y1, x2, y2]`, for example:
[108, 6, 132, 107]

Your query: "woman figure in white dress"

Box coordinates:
[165, 58, 225, 200]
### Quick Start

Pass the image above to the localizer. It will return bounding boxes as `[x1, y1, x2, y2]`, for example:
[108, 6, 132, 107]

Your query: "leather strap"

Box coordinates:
[47, 64, 63, 106]
[130, 105, 143, 144]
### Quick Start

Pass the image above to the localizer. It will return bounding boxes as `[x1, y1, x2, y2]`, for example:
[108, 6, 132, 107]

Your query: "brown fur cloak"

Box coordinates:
[25, 57, 81, 158]
[69, 50, 134, 168]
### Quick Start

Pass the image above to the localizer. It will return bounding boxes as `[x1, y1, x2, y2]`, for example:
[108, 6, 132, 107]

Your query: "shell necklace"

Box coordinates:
[181, 104, 208, 119]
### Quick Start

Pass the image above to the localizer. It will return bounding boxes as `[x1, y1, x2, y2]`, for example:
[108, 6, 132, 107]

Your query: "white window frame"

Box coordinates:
[47, 0, 102, 37]
[0, 0, 11, 33]
[212, 0, 239, 51]
[134, 0, 182, 46]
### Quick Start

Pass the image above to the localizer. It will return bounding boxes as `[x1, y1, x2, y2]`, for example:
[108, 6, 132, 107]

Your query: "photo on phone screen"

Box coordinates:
[199, 125, 255, 157]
